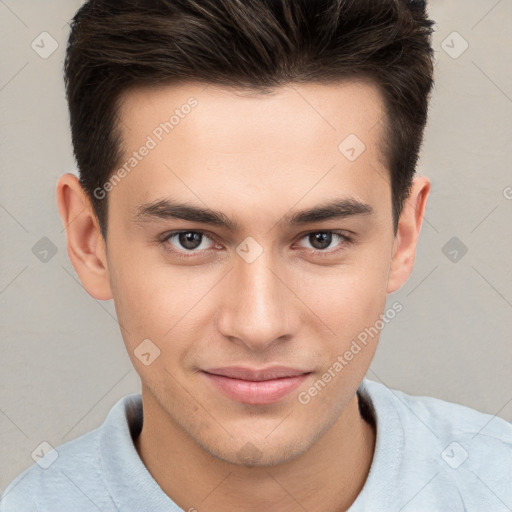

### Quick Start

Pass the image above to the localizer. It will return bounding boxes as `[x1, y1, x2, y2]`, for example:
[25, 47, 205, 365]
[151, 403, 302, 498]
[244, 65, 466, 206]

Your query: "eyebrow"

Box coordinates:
[133, 196, 374, 230]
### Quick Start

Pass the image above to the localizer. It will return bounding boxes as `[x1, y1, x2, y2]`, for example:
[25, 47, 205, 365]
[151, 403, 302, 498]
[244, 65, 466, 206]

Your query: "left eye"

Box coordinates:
[296, 231, 350, 251]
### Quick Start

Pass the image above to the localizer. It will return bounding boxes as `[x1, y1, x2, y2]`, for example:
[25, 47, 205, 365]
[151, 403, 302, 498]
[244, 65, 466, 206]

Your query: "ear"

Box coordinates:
[387, 176, 431, 294]
[56, 173, 113, 300]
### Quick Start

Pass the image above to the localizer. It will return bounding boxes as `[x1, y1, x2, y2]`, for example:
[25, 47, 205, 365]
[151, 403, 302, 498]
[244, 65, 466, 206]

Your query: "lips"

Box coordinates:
[203, 366, 309, 381]
[201, 366, 312, 405]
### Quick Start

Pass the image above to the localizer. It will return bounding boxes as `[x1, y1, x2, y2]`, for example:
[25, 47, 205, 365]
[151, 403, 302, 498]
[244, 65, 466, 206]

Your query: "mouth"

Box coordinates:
[201, 366, 312, 405]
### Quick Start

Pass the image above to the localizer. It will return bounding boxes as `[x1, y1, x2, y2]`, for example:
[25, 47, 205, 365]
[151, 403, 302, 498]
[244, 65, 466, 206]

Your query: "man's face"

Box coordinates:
[105, 80, 395, 465]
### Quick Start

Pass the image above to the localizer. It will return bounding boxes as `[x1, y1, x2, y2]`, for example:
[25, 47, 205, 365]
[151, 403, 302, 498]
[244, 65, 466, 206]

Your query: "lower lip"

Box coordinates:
[202, 372, 311, 405]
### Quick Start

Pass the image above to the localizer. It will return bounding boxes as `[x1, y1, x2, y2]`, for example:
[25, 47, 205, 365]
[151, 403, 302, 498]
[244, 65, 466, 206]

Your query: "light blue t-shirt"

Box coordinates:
[1, 378, 511, 511]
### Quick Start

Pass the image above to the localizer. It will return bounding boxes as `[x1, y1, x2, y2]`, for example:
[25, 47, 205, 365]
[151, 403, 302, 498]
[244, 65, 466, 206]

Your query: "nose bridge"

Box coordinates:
[216, 247, 295, 350]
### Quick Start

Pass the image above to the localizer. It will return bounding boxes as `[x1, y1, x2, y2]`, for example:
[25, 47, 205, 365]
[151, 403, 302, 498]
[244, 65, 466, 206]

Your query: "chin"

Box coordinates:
[197, 432, 316, 468]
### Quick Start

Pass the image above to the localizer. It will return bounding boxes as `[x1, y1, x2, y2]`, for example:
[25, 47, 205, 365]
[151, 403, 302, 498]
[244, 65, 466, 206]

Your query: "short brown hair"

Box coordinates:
[64, 0, 435, 239]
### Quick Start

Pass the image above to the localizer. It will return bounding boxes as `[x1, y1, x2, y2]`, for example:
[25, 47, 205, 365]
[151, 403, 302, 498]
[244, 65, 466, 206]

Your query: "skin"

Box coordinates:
[56, 80, 430, 511]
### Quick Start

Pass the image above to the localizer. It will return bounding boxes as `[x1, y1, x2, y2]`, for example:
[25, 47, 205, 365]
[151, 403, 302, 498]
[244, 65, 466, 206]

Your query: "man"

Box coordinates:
[1, 0, 511, 511]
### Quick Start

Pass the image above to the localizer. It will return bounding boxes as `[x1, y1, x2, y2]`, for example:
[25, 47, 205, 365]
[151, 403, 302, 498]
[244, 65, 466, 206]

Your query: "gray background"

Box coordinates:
[1, 0, 511, 492]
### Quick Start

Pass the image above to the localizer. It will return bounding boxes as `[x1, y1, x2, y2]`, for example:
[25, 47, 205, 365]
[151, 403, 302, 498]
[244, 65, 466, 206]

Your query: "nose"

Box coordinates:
[215, 249, 298, 352]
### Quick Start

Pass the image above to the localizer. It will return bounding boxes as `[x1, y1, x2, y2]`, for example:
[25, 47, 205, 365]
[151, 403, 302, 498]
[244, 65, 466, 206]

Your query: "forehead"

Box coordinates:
[117, 79, 387, 153]
[111, 79, 390, 223]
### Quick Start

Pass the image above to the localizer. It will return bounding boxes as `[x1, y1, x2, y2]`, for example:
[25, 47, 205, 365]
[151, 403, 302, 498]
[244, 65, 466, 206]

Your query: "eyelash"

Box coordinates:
[158, 230, 354, 259]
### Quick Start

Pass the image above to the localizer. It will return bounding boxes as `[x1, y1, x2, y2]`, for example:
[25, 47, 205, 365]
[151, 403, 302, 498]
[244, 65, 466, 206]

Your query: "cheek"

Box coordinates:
[108, 267, 194, 392]
[294, 248, 391, 391]
[107, 246, 218, 360]
[298, 270, 388, 401]
[296, 255, 390, 338]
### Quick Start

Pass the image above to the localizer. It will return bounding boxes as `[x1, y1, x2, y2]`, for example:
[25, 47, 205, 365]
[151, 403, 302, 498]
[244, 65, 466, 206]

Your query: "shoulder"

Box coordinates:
[0, 394, 142, 512]
[0, 427, 106, 511]
[363, 378, 512, 444]
[357, 379, 512, 510]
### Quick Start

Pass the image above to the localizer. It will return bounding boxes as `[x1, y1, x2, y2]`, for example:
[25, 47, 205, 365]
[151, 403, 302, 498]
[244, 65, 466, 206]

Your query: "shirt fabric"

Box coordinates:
[1, 378, 511, 511]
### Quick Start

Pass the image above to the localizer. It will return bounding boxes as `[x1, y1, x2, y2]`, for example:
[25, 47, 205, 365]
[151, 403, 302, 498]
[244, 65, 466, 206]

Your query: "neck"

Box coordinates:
[135, 389, 376, 512]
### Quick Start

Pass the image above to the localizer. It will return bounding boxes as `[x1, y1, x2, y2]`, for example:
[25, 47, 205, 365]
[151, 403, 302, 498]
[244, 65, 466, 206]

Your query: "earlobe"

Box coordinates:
[56, 173, 113, 301]
[386, 176, 431, 294]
